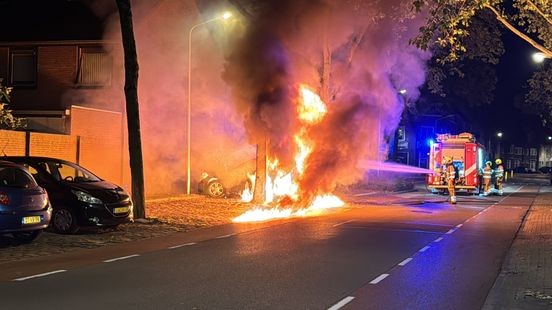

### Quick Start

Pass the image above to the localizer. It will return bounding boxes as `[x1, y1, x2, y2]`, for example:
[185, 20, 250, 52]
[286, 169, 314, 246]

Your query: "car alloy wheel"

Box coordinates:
[207, 181, 225, 198]
[53, 208, 79, 234]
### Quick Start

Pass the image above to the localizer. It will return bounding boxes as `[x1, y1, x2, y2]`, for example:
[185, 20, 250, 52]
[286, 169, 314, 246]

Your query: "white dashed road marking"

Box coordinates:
[168, 242, 196, 249]
[216, 234, 234, 239]
[13, 270, 66, 281]
[369, 273, 389, 284]
[445, 228, 456, 234]
[398, 258, 413, 266]
[419, 246, 431, 252]
[103, 254, 140, 263]
[328, 296, 355, 310]
[433, 237, 443, 243]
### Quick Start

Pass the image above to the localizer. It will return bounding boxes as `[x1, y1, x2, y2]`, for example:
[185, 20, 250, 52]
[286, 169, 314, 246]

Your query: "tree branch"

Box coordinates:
[526, 0, 552, 26]
[484, 4, 552, 58]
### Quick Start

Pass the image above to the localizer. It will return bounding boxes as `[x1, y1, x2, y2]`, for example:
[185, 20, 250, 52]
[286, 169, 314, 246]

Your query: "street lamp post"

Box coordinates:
[496, 131, 503, 159]
[186, 12, 232, 195]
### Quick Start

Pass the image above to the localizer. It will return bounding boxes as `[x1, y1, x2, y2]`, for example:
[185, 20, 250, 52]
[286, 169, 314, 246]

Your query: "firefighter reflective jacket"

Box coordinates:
[483, 166, 492, 179]
[495, 165, 504, 179]
[446, 164, 456, 181]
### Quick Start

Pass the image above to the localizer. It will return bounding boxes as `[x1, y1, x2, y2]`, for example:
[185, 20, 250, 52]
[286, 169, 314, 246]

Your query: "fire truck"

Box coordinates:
[427, 132, 486, 194]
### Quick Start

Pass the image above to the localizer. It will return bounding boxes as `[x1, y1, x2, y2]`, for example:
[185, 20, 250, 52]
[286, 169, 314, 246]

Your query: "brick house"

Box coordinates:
[501, 144, 539, 171]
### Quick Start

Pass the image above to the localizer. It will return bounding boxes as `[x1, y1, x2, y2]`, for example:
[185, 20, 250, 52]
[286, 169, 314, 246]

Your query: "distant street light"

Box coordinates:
[532, 52, 547, 63]
[187, 11, 232, 195]
[548, 136, 552, 141]
[399, 89, 407, 95]
[496, 132, 503, 158]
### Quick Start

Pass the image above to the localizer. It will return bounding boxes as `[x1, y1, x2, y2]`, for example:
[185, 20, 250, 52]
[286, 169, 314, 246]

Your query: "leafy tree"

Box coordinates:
[0, 79, 25, 129]
[411, 0, 551, 62]
[412, 0, 552, 124]
[115, 0, 146, 219]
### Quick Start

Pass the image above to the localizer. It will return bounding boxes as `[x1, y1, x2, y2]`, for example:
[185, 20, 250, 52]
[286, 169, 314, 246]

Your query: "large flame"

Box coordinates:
[235, 85, 345, 222]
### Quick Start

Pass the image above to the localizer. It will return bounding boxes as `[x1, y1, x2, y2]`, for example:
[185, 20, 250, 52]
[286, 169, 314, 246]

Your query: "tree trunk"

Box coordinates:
[252, 139, 267, 204]
[116, 0, 146, 219]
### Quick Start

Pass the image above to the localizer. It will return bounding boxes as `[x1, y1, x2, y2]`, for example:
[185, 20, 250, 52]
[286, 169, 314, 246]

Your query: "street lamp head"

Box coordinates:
[222, 12, 232, 20]
[532, 52, 546, 63]
[548, 136, 552, 141]
[497, 132, 503, 138]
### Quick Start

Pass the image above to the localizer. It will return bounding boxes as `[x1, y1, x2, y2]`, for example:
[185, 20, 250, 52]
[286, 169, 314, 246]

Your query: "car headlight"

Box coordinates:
[71, 190, 103, 204]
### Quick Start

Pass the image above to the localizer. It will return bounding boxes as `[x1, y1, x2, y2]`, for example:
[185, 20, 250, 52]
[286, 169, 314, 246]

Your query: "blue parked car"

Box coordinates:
[0, 160, 51, 242]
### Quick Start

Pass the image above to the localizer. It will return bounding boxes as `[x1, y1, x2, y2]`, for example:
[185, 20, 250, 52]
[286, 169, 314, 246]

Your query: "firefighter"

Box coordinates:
[444, 156, 457, 204]
[482, 161, 493, 196]
[494, 158, 504, 195]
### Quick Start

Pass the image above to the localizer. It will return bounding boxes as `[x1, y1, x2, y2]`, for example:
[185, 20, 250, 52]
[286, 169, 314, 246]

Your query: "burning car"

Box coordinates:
[198, 172, 226, 198]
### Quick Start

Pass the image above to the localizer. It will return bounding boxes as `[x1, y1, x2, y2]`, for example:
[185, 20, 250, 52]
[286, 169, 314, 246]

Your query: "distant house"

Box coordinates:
[501, 144, 539, 171]
[0, 40, 121, 134]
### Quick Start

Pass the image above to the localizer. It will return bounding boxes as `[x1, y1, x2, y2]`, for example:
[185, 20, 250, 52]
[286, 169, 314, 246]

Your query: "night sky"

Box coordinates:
[491, 29, 547, 145]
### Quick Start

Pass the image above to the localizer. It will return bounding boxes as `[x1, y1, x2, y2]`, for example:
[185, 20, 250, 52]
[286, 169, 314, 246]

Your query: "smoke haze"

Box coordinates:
[69, 0, 429, 198]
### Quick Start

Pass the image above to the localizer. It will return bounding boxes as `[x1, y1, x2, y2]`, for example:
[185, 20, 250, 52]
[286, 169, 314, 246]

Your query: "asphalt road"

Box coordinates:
[0, 185, 536, 310]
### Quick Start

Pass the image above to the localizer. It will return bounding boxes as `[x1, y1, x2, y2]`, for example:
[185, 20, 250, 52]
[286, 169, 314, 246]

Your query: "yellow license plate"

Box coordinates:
[113, 206, 129, 214]
[22, 216, 41, 225]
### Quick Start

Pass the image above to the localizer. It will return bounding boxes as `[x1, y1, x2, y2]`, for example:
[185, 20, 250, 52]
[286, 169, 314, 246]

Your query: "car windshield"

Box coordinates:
[40, 161, 101, 183]
[0, 166, 37, 188]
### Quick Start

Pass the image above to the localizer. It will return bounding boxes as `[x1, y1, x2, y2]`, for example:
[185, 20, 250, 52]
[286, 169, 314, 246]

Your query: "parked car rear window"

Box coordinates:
[0, 166, 37, 188]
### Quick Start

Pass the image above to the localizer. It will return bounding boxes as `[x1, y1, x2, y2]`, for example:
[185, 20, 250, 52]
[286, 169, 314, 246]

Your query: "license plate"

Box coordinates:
[22, 216, 41, 225]
[113, 206, 129, 214]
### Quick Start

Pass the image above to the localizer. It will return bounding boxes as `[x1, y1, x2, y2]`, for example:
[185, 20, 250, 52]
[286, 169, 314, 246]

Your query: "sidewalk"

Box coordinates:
[483, 187, 552, 309]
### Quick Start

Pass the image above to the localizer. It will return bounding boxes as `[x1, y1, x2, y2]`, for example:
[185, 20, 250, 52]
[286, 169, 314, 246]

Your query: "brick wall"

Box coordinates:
[14, 45, 77, 110]
[0, 130, 25, 156]
[70, 106, 126, 187]
[29, 132, 77, 162]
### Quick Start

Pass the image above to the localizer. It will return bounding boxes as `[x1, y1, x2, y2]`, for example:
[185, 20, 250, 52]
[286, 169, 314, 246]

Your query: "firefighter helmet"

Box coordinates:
[495, 159, 502, 165]
[443, 156, 453, 164]
[486, 161, 492, 166]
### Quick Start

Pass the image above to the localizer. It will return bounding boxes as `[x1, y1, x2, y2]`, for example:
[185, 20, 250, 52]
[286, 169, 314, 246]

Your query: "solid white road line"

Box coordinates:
[456, 224, 463, 228]
[419, 246, 431, 252]
[398, 258, 413, 266]
[445, 228, 456, 234]
[370, 273, 389, 284]
[216, 234, 234, 239]
[332, 220, 353, 227]
[434, 237, 444, 243]
[168, 242, 196, 249]
[103, 254, 140, 263]
[14, 270, 66, 281]
[328, 296, 355, 310]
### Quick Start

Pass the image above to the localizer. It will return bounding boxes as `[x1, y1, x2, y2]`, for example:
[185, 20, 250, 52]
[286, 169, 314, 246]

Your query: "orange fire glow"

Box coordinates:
[235, 85, 345, 222]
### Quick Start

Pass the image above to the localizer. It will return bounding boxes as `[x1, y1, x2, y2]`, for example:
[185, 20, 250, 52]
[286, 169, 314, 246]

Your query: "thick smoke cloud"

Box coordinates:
[70, 0, 253, 197]
[224, 0, 430, 199]
[71, 0, 429, 199]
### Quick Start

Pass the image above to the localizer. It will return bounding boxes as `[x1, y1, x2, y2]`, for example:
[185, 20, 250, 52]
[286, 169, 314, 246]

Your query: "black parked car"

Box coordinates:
[3, 157, 132, 234]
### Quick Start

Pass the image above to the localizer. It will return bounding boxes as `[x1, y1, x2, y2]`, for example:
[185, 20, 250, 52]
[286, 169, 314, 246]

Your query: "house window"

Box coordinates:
[514, 159, 521, 167]
[530, 148, 537, 156]
[515, 147, 522, 155]
[10, 49, 37, 87]
[77, 48, 112, 87]
[524, 148, 529, 156]
[509, 145, 514, 154]
[530, 160, 536, 171]
[506, 160, 512, 169]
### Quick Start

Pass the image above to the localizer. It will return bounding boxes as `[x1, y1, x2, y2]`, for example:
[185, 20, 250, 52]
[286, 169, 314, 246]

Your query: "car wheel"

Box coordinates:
[52, 207, 79, 234]
[12, 230, 42, 243]
[207, 180, 225, 198]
